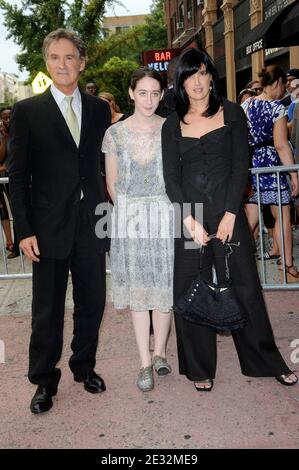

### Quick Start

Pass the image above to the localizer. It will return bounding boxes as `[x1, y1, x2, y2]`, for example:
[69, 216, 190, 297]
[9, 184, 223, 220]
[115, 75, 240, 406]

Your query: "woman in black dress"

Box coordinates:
[161, 48, 298, 391]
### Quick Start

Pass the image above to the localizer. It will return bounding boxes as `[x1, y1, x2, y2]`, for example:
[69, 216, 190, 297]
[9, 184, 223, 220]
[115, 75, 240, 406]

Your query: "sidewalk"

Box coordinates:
[0, 276, 298, 448]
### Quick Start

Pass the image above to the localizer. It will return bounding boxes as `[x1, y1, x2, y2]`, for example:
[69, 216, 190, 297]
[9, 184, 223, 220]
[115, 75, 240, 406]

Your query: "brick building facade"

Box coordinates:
[164, 0, 299, 101]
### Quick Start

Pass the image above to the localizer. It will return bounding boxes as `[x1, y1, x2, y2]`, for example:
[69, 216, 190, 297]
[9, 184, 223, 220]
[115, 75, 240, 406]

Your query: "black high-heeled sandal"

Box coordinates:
[276, 373, 298, 386]
[279, 265, 299, 283]
[194, 379, 214, 392]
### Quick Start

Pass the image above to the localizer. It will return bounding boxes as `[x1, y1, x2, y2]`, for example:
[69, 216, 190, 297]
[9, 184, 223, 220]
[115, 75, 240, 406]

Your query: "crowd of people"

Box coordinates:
[2, 28, 298, 415]
[242, 65, 299, 281]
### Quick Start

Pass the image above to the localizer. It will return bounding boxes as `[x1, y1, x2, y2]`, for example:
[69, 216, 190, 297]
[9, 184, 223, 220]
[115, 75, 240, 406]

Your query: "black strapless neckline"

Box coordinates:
[179, 125, 227, 141]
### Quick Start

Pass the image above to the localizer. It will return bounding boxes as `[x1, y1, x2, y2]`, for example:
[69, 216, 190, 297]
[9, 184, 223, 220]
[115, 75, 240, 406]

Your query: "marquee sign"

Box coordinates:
[141, 48, 182, 74]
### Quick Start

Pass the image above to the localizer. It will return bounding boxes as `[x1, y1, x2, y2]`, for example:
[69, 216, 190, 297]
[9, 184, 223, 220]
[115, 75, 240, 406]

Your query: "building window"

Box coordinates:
[115, 25, 130, 34]
[187, 0, 193, 21]
[217, 0, 223, 19]
[172, 13, 177, 38]
[178, 2, 184, 29]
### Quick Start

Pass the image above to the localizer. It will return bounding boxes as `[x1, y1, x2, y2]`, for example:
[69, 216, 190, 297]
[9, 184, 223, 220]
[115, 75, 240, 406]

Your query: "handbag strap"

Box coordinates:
[199, 234, 240, 281]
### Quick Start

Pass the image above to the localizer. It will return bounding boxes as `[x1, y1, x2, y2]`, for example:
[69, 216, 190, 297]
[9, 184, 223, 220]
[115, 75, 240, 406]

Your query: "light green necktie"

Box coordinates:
[64, 95, 80, 146]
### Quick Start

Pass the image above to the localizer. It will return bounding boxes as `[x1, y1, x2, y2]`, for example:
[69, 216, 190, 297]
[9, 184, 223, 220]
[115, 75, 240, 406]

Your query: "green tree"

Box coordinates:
[0, 0, 167, 108]
[88, 0, 167, 72]
[85, 0, 168, 108]
[88, 24, 147, 71]
[0, 88, 17, 108]
[142, 0, 168, 51]
[95, 56, 138, 112]
[0, 0, 119, 80]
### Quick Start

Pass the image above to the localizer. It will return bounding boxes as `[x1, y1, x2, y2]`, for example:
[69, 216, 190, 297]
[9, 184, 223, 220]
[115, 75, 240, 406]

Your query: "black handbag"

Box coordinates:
[174, 238, 246, 331]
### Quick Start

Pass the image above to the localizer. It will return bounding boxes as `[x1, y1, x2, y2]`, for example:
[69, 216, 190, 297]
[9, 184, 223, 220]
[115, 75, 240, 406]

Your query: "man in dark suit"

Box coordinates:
[156, 56, 179, 118]
[8, 29, 111, 414]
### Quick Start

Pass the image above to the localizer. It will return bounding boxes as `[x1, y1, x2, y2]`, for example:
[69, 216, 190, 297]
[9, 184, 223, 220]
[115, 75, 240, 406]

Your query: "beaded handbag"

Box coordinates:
[174, 238, 246, 331]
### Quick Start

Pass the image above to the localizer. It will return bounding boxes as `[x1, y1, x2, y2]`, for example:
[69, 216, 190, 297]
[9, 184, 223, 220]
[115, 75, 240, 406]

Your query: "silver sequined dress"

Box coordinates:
[102, 120, 174, 311]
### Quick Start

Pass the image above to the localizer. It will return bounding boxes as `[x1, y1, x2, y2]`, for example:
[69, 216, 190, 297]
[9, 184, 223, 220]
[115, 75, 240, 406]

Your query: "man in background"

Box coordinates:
[157, 56, 179, 117]
[85, 81, 99, 96]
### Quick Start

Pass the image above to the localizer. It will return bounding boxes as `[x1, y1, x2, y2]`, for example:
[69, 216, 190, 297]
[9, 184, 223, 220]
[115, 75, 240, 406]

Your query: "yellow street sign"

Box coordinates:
[32, 72, 52, 94]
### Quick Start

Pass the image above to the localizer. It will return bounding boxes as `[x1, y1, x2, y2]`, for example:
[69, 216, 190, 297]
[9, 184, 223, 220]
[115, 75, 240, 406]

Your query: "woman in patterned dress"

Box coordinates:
[242, 65, 299, 282]
[102, 68, 174, 392]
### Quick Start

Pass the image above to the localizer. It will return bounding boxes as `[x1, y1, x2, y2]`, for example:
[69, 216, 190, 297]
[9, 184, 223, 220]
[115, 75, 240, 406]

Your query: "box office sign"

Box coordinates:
[141, 48, 182, 74]
[246, 38, 264, 55]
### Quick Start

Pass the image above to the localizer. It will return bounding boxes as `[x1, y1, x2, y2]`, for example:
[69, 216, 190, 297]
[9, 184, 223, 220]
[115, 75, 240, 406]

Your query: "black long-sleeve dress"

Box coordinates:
[162, 98, 291, 381]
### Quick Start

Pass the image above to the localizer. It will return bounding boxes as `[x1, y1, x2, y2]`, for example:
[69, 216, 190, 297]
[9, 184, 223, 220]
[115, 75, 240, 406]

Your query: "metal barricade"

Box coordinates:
[0, 176, 111, 280]
[0, 176, 30, 280]
[1, 167, 299, 289]
[250, 164, 299, 290]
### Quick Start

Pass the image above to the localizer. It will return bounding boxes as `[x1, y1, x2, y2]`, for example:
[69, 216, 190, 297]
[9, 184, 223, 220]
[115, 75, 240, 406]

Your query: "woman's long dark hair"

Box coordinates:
[174, 48, 222, 122]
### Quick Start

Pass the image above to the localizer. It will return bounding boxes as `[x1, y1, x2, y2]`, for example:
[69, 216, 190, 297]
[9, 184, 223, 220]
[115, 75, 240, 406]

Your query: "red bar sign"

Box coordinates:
[141, 48, 182, 73]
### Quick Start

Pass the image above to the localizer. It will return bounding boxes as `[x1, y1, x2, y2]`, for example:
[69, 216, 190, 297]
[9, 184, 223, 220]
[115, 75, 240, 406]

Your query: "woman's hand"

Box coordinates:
[290, 173, 299, 198]
[216, 212, 236, 243]
[183, 215, 209, 246]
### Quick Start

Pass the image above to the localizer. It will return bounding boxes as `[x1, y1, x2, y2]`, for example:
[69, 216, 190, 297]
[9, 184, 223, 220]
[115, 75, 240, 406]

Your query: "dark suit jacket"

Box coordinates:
[156, 88, 176, 118]
[8, 88, 111, 258]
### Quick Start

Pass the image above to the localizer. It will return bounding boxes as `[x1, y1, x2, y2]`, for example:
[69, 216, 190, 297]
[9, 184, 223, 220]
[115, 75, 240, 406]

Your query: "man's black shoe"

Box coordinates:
[74, 371, 106, 393]
[30, 385, 57, 414]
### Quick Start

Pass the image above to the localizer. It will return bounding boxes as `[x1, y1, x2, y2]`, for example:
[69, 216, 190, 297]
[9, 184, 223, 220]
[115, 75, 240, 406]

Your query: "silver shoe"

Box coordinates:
[152, 355, 172, 376]
[137, 366, 154, 392]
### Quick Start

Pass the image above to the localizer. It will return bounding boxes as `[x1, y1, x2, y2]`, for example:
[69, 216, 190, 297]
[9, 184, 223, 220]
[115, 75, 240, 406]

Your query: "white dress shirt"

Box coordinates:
[50, 84, 82, 133]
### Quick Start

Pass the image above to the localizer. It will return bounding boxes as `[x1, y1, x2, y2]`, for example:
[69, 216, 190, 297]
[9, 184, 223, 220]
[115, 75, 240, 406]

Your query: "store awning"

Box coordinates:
[239, 1, 299, 56]
[280, 1, 299, 46]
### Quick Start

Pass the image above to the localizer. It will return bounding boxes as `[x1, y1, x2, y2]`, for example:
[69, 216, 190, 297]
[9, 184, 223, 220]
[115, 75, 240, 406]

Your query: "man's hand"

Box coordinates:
[19, 236, 40, 262]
